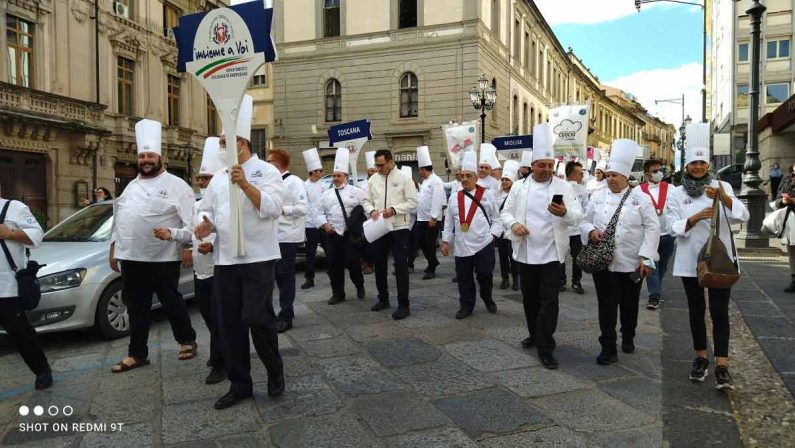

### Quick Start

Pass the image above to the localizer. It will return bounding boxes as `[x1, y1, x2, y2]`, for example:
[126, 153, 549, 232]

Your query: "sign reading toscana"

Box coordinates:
[175, 0, 277, 256]
[328, 119, 373, 184]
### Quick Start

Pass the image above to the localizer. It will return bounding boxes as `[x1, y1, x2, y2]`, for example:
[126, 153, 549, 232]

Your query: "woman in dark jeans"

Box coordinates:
[773, 162, 795, 292]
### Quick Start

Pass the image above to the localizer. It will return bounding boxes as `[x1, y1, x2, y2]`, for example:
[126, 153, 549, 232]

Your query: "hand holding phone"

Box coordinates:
[551, 194, 563, 205]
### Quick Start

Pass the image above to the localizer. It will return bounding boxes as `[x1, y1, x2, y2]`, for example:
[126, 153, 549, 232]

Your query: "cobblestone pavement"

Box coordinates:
[0, 254, 789, 447]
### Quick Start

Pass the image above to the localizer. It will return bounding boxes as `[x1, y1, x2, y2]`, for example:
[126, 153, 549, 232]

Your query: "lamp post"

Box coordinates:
[636, 0, 706, 123]
[469, 74, 497, 145]
[736, 1, 769, 249]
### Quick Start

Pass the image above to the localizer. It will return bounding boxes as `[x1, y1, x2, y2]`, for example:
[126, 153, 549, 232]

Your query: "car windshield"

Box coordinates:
[44, 203, 114, 242]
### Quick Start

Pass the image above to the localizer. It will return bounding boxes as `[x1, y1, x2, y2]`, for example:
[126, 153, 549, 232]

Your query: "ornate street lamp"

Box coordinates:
[470, 74, 496, 144]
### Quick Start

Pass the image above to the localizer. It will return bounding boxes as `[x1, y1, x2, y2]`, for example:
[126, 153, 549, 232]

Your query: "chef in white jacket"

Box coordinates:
[441, 151, 503, 319]
[476, 143, 501, 194]
[519, 150, 533, 179]
[586, 159, 607, 196]
[496, 160, 520, 291]
[413, 146, 447, 279]
[560, 160, 588, 295]
[580, 139, 659, 366]
[320, 148, 367, 305]
[501, 124, 582, 370]
[194, 95, 285, 410]
[301, 148, 325, 290]
[666, 122, 749, 391]
[109, 118, 197, 374]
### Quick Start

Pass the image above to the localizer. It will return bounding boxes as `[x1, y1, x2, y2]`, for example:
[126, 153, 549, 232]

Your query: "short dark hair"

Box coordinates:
[643, 159, 662, 173]
[565, 161, 582, 178]
[419, 165, 433, 172]
[374, 149, 393, 161]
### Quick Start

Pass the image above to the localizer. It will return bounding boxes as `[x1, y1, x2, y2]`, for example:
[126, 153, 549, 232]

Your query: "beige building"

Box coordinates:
[0, 0, 227, 227]
[267, 0, 675, 177]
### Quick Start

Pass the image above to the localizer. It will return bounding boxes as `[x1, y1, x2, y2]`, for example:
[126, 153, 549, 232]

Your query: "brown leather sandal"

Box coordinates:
[110, 357, 150, 373]
[177, 342, 198, 361]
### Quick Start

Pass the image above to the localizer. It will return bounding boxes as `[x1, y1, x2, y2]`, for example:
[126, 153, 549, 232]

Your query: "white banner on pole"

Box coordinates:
[549, 104, 590, 159]
[443, 120, 480, 168]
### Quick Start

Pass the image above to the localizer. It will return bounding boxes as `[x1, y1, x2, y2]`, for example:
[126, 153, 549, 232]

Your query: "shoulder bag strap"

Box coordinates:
[0, 200, 17, 271]
[334, 188, 349, 226]
[714, 181, 738, 262]
[462, 187, 491, 227]
[604, 188, 633, 236]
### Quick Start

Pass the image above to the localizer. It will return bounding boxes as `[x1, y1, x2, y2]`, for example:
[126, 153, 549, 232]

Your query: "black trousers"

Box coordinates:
[455, 244, 495, 311]
[0, 297, 49, 375]
[371, 229, 411, 307]
[194, 276, 223, 368]
[592, 270, 642, 351]
[323, 231, 364, 298]
[518, 261, 561, 356]
[560, 235, 583, 284]
[411, 221, 440, 272]
[120, 260, 196, 359]
[682, 277, 731, 357]
[214, 262, 283, 395]
[496, 238, 518, 281]
[275, 242, 298, 322]
[304, 228, 323, 280]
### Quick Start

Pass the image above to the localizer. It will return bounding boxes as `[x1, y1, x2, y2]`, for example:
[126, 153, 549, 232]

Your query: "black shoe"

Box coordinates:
[206, 359, 213, 367]
[455, 309, 472, 320]
[452, 276, 458, 283]
[300, 280, 315, 290]
[785, 280, 795, 293]
[521, 336, 535, 349]
[205, 367, 227, 385]
[596, 350, 618, 365]
[539, 354, 559, 370]
[689, 356, 709, 382]
[500, 278, 509, 289]
[422, 272, 436, 280]
[647, 296, 661, 310]
[214, 391, 252, 410]
[484, 300, 497, 314]
[328, 295, 346, 305]
[572, 282, 584, 295]
[559, 284, 566, 292]
[356, 285, 366, 299]
[34, 371, 53, 390]
[371, 300, 390, 311]
[512, 279, 520, 291]
[275, 319, 292, 334]
[392, 307, 411, 320]
[408, 266, 415, 274]
[715, 365, 734, 390]
[621, 343, 635, 354]
[268, 371, 285, 397]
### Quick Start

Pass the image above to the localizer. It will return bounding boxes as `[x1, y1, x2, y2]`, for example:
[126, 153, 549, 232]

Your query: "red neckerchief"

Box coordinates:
[640, 181, 668, 215]
[458, 185, 485, 231]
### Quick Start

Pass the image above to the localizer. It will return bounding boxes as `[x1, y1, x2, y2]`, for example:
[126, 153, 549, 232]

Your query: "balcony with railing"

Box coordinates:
[0, 82, 107, 131]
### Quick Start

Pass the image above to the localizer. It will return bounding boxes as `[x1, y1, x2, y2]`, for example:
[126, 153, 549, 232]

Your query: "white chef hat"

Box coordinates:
[606, 139, 637, 178]
[479, 143, 498, 168]
[532, 124, 554, 162]
[199, 137, 223, 175]
[417, 146, 432, 167]
[365, 151, 376, 170]
[135, 119, 162, 156]
[401, 165, 413, 179]
[520, 150, 533, 167]
[221, 94, 253, 141]
[333, 148, 349, 174]
[502, 160, 520, 183]
[302, 148, 322, 172]
[685, 123, 711, 167]
[460, 151, 478, 173]
[595, 159, 608, 173]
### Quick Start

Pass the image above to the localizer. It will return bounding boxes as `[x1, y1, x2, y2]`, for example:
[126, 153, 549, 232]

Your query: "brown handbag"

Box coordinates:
[697, 182, 740, 289]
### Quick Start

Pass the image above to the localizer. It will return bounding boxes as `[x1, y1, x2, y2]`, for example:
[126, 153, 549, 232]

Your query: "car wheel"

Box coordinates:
[94, 281, 129, 339]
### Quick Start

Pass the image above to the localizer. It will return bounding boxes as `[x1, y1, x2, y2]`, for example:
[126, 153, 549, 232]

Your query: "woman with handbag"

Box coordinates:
[772, 163, 795, 292]
[667, 123, 749, 390]
[579, 140, 660, 366]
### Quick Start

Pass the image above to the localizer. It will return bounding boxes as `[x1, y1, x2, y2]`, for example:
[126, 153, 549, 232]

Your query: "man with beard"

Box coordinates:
[109, 119, 197, 373]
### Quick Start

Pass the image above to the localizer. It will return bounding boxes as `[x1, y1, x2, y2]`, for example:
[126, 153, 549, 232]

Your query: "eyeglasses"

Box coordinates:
[266, 159, 275, 164]
[196, 175, 212, 182]
[648, 169, 661, 174]
[374, 163, 386, 168]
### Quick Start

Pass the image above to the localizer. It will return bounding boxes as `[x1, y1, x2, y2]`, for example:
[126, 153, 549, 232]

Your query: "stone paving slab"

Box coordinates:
[160, 399, 261, 445]
[318, 355, 406, 396]
[489, 367, 591, 398]
[478, 425, 589, 448]
[392, 354, 495, 398]
[268, 413, 381, 448]
[445, 339, 538, 372]
[366, 338, 442, 367]
[384, 427, 478, 448]
[351, 391, 450, 437]
[255, 375, 342, 423]
[531, 389, 654, 432]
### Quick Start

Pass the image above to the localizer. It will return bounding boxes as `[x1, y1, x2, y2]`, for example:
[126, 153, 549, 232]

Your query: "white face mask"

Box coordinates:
[650, 171, 664, 183]
[217, 146, 242, 165]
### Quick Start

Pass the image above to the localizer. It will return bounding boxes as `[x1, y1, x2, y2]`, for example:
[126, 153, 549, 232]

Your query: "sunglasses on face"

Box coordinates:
[375, 163, 386, 168]
[648, 169, 661, 174]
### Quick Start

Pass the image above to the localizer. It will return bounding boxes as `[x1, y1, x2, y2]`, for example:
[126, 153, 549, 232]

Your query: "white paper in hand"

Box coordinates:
[363, 217, 393, 243]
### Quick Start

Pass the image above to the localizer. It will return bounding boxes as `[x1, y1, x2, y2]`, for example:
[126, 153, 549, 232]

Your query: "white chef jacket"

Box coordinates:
[320, 184, 366, 236]
[278, 172, 307, 243]
[198, 155, 284, 265]
[580, 186, 660, 273]
[477, 175, 500, 195]
[501, 176, 582, 264]
[417, 173, 446, 222]
[568, 182, 589, 236]
[638, 181, 671, 236]
[170, 197, 217, 280]
[495, 189, 510, 239]
[442, 186, 502, 257]
[112, 171, 194, 262]
[304, 178, 326, 229]
[0, 199, 43, 298]
[586, 178, 606, 196]
[667, 180, 749, 278]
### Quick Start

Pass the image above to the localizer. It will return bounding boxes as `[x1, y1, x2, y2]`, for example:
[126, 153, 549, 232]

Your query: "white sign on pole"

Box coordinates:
[443, 121, 480, 168]
[713, 133, 731, 156]
[549, 104, 590, 159]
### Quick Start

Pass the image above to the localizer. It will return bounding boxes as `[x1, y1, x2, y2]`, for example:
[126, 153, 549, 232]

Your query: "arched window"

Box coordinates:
[325, 79, 341, 122]
[399, 72, 418, 117]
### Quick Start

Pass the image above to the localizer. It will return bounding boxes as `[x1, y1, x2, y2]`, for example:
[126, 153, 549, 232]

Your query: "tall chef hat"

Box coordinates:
[199, 137, 223, 175]
[333, 148, 349, 174]
[606, 139, 638, 178]
[520, 150, 533, 167]
[365, 151, 376, 170]
[479, 143, 498, 168]
[135, 119, 162, 156]
[302, 148, 322, 172]
[595, 159, 608, 173]
[531, 124, 554, 162]
[417, 146, 432, 168]
[685, 123, 711, 167]
[502, 160, 520, 183]
[220, 94, 253, 141]
[460, 151, 478, 173]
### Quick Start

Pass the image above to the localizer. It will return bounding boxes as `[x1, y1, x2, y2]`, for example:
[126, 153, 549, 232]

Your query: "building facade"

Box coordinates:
[0, 0, 227, 226]
[268, 0, 673, 177]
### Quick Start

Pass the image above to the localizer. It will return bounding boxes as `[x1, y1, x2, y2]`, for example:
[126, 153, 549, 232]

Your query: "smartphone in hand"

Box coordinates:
[551, 194, 563, 205]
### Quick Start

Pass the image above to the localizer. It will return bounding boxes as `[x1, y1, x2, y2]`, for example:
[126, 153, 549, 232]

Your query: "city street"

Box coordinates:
[0, 252, 791, 447]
